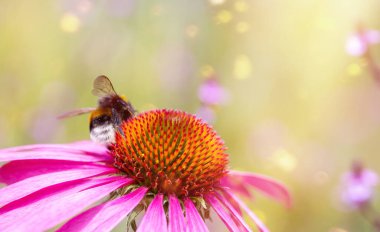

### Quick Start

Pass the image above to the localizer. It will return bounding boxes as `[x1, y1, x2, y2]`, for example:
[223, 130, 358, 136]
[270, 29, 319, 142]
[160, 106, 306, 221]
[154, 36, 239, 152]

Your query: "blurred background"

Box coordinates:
[1, 0, 380, 231]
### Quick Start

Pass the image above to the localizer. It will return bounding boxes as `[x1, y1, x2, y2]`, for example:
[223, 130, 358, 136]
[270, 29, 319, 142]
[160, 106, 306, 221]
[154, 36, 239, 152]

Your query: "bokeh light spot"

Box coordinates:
[236, 21, 250, 33]
[216, 10, 233, 24]
[233, 54, 252, 79]
[272, 148, 297, 172]
[60, 13, 81, 33]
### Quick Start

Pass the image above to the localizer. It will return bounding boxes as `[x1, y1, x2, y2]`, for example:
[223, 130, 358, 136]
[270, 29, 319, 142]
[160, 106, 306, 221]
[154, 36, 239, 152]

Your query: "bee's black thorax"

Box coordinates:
[89, 114, 112, 130]
[89, 93, 136, 144]
[98, 95, 135, 122]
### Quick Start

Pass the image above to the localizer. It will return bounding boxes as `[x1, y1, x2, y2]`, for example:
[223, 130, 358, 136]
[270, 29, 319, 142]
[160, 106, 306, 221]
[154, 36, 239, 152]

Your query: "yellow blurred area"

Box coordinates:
[0, 0, 380, 231]
[233, 54, 252, 79]
[200, 65, 215, 78]
[60, 13, 80, 33]
[185, 24, 199, 38]
[234, 0, 248, 12]
[272, 148, 297, 172]
[215, 10, 233, 24]
[235, 21, 250, 34]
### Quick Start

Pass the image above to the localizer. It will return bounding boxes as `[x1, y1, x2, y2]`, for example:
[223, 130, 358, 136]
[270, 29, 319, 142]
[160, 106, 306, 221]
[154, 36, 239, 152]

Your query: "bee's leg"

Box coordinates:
[111, 108, 125, 136]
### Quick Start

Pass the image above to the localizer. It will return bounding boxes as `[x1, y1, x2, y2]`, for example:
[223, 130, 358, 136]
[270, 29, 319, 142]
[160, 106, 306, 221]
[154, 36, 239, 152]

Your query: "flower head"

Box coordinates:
[112, 110, 228, 198]
[196, 74, 229, 123]
[198, 76, 229, 106]
[0, 109, 290, 231]
[346, 29, 380, 56]
[341, 161, 378, 209]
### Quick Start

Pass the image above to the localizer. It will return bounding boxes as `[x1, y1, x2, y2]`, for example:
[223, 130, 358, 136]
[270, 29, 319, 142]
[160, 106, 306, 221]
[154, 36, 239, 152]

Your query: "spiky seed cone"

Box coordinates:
[111, 109, 229, 198]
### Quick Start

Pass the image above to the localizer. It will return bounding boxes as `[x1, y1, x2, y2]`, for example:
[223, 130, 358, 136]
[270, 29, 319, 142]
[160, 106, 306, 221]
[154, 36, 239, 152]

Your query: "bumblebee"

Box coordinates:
[59, 75, 135, 143]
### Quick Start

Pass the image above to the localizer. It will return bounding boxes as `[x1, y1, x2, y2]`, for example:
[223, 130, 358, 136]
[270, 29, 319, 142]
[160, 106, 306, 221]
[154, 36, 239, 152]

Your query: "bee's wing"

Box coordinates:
[57, 107, 96, 119]
[91, 75, 117, 97]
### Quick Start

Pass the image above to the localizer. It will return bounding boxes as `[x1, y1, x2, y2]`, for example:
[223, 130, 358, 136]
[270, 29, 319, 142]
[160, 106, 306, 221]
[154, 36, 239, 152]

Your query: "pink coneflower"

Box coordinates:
[0, 109, 290, 231]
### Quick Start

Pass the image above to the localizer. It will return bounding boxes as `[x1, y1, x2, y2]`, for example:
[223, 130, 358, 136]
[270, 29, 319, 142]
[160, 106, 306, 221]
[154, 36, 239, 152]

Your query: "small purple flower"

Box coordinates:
[346, 29, 380, 56]
[198, 77, 229, 106]
[341, 162, 378, 208]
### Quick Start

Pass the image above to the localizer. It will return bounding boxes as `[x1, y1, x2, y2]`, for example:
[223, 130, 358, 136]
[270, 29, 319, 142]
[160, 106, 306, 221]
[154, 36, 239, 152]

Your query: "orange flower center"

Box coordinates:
[110, 109, 229, 198]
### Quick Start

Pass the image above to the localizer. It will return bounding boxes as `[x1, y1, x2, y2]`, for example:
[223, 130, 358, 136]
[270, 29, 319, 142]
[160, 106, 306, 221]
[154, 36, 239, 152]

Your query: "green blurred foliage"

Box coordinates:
[1, 0, 380, 231]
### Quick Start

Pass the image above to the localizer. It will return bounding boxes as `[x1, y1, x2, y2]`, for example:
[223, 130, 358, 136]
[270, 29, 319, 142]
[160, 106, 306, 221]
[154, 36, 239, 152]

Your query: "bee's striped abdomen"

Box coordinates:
[89, 113, 115, 144]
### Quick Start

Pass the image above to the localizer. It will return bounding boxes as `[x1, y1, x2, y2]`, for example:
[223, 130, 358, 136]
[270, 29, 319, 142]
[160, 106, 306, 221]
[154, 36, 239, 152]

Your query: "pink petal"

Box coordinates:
[227, 171, 291, 207]
[221, 176, 252, 198]
[0, 141, 111, 163]
[58, 187, 148, 232]
[0, 166, 116, 207]
[168, 195, 186, 232]
[205, 194, 242, 232]
[137, 194, 167, 232]
[220, 190, 243, 216]
[0, 150, 111, 163]
[1, 140, 108, 155]
[214, 192, 251, 232]
[224, 191, 269, 232]
[0, 176, 132, 231]
[69, 140, 110, 153]
[184, 198, 209, 232]
[0, 160, 106, 184]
